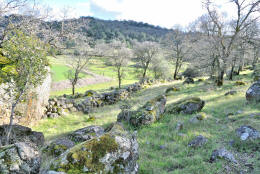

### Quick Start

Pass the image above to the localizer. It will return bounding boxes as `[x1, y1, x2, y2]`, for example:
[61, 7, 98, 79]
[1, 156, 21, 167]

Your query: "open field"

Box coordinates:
[33, 70, 260, 174]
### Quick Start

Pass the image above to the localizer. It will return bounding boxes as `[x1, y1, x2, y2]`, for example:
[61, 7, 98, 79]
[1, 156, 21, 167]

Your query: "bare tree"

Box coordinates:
[134, 41, 159, 80]
[106, 40, 132, 88]
[163, 28, 192, 79]
[66, 47, 90, 96]
[203, 0, 260, 85]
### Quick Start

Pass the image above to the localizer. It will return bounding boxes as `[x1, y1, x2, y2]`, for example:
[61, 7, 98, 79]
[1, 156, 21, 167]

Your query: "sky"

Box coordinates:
[38, 0, 236, 29]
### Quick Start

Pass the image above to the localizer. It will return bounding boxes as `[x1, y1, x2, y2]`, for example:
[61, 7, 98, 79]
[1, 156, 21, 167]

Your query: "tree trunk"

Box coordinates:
[174, 60, 179, 80]
[229, 65, 234, 80]
[217, 69, 224, 86]
[72, 84, 75, 95]
[117, 68, 121, 89]
[5, 103, 16, 145]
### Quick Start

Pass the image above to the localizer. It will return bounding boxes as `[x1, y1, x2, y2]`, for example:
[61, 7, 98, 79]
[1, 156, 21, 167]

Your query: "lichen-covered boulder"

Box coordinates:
[48, 123, 139, 174]
[0, 125, 44, 147]
[183, 77, 194, 84]
[246, 81, 260, 102]
[235, 125, 260, 141]
[117, 95, 167, 128]
[210, 148, 237, 163]
[0, 142, 41, 174]
[225, 90, 237, 96]
[188, 135, 208, 147]
[68, 125, 104, 143]
[43, 138, 75, 157]
[166, 97, 205, 114]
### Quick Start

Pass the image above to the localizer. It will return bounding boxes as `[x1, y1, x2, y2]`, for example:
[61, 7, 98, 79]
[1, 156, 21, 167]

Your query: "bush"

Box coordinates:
[182, 68, 200, 78]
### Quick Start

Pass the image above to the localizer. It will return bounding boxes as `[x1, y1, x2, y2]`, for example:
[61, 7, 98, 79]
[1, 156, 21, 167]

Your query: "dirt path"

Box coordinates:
[51, 70, 113, 91]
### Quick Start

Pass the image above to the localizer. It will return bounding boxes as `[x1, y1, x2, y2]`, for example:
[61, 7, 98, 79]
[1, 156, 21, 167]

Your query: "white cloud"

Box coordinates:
[90, 0, 206, 28]
[90, 0, 246, 28]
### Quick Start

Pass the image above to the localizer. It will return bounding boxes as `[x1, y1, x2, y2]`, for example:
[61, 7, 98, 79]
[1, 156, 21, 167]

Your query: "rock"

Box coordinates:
[68, 125, 104, 143]
[235, 81, 246, 86]
[44, 138, 75, 157]
[0, 125, 44, 147]
[176, 122, 184, 131]
[235, 125, 260, 141]
[188, 135, 208, 147]
[85, 90, 98, 97]
[246, 81, 260, 102]
[118, 95, 167, 128]
[0, 142, 41, 174]
[165, 87, 180, 94]
[183, 77, 194, 84]
[225, 90, 237, 96]
[210, 148, 237, 163]
[46, 171, 66, 174]
[48, 123, 139, 174]
[196, 113, 207, 120]
[48, 113, 59, 118]
[189, 116, 200, 124]
[166, 97, 205, 114]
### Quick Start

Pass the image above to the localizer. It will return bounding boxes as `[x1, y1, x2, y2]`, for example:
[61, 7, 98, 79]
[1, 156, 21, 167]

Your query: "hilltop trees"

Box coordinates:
[0, 30, 49, 144]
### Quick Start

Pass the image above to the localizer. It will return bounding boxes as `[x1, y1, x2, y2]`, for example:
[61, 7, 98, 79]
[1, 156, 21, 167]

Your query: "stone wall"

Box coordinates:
[0, 68, 51, 126]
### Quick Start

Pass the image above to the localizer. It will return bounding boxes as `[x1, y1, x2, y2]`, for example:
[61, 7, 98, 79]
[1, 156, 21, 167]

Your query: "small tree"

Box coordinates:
[134, 41, 159, 80]
[106, 41, 132, 88]
[0, 29, 49, 145]
[66, 48, 90, 95]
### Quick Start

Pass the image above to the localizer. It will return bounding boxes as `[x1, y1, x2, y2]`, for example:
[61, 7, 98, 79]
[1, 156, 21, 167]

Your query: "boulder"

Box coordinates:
[210, 148, 237, 163]
[48, 123, 139, 174]
[246, 81, 260, 102]
[0, 142, 41, 174]
[166, 97, 205, 114]
[183, 77, 194, 84]
[118, 95, 167, 128]
[0, 125, 44, 147]
[235, 81, 246, 86]
[68, 125, 104, 143]
[188, 135, 208, 147]
[44, 138, 75, 157]
[235, 125, 260, 141]
[165, 87, 180, 94]
[225, 90, 237, 96]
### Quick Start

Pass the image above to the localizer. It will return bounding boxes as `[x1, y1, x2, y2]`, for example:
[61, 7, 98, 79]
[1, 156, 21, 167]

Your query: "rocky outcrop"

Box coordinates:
[0, 68, 51, 126]
[188, 135, 208, 147]
[210, 148, 237, 163]
[0, 125, 44, 147]
[235, 125, 260, 141]
[68, 125, 104, 143]
[246, 81, 260, 102]
[117, 95, 167, 128]
[43, 138, 75, 157]
[225, 90, 237, 96]
[183, 77, 194, 84]
[46, 123, 139, 174]
[166, 97, 205, 114]
[0, 142, 41, 174]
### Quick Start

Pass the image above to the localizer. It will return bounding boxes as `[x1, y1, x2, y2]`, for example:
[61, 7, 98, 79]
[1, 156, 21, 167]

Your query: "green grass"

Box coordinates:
[33, 65, 260, 173]
[48, 56, 89, 82]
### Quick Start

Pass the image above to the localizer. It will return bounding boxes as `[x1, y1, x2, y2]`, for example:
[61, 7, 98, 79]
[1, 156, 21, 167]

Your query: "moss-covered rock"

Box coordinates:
[43, 138, 75, 157]
[166, 97, 205, 114]
[235, 81, 246, 86]
[165, 87, 180, 95]
[68, 125, 104, 143]
[117, 95, 167, 128]
[0, 142, 41, 174]
[48, 123, 139, 174]
[246, 81, 260, 102]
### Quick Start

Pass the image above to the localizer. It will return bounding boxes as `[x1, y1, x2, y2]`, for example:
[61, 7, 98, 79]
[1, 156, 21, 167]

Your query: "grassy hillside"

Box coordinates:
[33, 70, 260, 174]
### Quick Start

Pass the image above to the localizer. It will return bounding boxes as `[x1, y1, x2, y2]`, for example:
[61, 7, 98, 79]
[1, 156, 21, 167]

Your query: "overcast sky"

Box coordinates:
[41, 0, 236, 29]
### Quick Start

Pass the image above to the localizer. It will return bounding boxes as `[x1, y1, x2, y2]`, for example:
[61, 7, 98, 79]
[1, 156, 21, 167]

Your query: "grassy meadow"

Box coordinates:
[33, 69, 260, 174]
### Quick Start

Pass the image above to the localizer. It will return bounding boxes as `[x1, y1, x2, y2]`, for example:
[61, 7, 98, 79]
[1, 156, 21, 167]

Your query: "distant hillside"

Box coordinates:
[0, 15, 172, 45]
